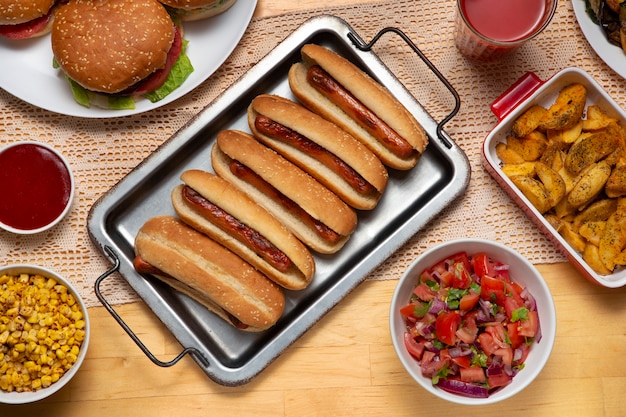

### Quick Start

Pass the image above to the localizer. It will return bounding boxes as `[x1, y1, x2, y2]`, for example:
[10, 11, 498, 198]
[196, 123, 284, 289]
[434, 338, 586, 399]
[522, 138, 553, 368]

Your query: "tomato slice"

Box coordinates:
[472, 252, 495, 278]
[518, 310, 538, 337]
[487, 373, 512, 389]
[460, 366, 486, 383]
[435, 311, 461, 346]
[0, 13, 52, 39]
[459, 292, 480, 311]
[403, 332, 425, 360]
[480, 274, 507, 306]
[413, 282, 436, 302]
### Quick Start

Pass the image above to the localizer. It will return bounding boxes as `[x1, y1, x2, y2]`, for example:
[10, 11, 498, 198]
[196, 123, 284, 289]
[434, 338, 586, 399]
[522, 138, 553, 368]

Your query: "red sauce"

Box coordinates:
[462, 0, 547, 42]
[0, 143, 72, 231]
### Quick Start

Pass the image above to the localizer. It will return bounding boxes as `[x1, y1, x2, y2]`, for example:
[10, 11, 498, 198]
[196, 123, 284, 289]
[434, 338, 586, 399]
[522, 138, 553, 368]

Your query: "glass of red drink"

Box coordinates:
[454, 0, 558, 61]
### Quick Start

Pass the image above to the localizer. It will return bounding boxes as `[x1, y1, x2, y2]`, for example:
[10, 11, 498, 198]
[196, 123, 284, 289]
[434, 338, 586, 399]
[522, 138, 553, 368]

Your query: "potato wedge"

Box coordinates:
[496, 142, 525, 164]
[559, 221, 587, 253]
[535, 161, 566, 207]
[547, 119, 583, 144]
[567, 160, 611, 207]
[599, 208, 626, 271]
[510, 175, 551, 213]
[579, 220, 606, 246]
[583, 243, 613, 275]
[564, 123, 620, 175]
[538, 83, 587, 131]
[582, 105, 618, 131]
[512, 105, 547, 137]
[573, 198, 618, 230]
[606, 163, 626, 198]
[506, 131, 548, 161]
[501, 162, 536, 178]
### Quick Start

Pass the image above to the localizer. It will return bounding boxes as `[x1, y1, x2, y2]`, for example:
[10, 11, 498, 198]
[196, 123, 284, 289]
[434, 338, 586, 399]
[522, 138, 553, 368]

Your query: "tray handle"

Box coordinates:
[347, 27, 460, 148]
[490, 72, 544, 121]
[94, 245, 210, 369]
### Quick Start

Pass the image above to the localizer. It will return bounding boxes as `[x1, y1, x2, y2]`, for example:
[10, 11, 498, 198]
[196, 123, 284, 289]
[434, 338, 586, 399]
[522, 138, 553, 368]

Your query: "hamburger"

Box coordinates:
[51, 0, 194, 109]
[0, 0, 59, 39]
[159, 0, 236, 21]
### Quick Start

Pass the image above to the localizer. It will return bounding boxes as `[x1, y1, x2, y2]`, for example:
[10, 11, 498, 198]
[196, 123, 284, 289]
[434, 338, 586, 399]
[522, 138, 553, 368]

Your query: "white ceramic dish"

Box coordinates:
[389, 239, 556, 406]
[572, 0, 626, 79]
[483, 67, 626, 288]
[0, 264, 90, 404]
[0, 141, 74, 234]
[0, 0, 257, 118]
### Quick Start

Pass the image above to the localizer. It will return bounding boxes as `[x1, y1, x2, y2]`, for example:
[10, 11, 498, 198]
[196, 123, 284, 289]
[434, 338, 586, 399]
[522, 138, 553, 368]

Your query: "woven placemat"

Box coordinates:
[1, 0, 622, 308]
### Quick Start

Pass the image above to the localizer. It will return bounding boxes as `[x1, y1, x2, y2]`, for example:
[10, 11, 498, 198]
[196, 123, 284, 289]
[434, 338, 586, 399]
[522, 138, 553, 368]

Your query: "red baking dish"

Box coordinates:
[482, 67, 626, 288]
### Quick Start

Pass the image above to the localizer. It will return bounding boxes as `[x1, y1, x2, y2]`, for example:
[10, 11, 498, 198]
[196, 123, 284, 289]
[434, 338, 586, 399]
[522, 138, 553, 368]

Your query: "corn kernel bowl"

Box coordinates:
[0, 264, 90, 404]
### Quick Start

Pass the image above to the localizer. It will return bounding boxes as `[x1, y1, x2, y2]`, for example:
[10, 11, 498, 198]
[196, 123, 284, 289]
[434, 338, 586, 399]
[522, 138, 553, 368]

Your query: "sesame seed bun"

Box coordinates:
[159, 0, 236, 21]
[51, 0, 175, 94]
[0, 0, 56, 25]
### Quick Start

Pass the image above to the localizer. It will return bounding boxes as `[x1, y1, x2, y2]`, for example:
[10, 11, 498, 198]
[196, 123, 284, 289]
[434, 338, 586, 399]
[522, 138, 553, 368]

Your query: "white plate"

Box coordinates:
[0, 0, 257, 118]
[572, 0, 626, 79]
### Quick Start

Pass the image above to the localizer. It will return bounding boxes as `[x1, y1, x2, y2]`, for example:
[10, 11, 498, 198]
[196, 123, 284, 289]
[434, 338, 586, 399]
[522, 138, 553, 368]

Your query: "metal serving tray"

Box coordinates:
[88, 15, 471, 386]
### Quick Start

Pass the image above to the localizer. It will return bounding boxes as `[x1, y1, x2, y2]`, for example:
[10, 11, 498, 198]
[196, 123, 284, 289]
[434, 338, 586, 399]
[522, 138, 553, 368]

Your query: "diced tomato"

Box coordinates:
[459, 292, 480, 311]
[413, 282, 436, 302]
[494, 346, 513, 367]
[485, 323, 508, 349]
[438, 270, 454, 287]
[456, 311, 479, 344]
[451, 355, 471, 369]
[460, 366, 486, 383]
[399, 302, 419, 318]
[472, 252, 496, 279]
[421, 351, 448, 378]
[518, 310, 538, 338]
[480, 275, 507, 306]
[477, 333, 500, 356]
[452, 262, 472, 289]
[435, 311, 461, 346]
[487, 373, 512, 389]
[449, 252, 471, 273]
[403, 332, 425, 360]
[504, 295, 524, 319]
[506, 321, 525, 349]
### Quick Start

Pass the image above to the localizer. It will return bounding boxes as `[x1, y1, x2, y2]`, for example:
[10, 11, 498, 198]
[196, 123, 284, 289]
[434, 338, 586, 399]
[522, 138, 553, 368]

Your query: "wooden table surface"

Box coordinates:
[3, 1, 626, 416]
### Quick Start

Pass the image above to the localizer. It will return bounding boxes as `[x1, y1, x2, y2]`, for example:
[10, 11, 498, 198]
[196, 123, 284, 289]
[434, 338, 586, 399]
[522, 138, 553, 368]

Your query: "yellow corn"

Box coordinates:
[0, 272, 86, 393]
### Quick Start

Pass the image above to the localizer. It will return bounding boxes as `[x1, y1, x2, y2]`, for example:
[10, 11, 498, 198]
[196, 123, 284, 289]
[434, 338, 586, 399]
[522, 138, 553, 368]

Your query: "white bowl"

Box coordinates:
[0, 265, 90, 404]
[389, 239, 556, 405]
[0, 141, 74, 234]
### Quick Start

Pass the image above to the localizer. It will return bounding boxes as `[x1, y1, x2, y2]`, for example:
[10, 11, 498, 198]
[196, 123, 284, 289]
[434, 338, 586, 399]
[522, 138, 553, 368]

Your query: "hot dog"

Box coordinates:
[211, 129, 358, 254]
[171, 169, 315, 290]
[248, 94, 388, 210]
[288, 44, 428, 170]
[133, 216, 285, 332]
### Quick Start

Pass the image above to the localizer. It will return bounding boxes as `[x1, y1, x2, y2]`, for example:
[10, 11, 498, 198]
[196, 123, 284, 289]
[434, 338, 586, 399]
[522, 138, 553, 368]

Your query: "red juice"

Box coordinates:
[462, 0, 547, 42]
[454, 0, 556, 61]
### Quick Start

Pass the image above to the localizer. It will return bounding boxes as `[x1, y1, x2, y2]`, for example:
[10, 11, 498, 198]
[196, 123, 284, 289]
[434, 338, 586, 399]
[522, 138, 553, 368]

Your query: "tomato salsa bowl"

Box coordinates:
[389, 239, 556, 405]
[0, 141, 74, 234]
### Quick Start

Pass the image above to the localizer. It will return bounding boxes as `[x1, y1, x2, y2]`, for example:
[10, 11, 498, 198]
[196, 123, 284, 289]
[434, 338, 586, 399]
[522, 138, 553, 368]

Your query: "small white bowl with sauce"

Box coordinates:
[0, 141, 74, 234]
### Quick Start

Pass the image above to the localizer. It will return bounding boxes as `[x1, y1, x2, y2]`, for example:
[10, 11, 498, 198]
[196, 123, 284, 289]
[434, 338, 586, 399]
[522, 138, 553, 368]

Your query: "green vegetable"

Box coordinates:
[145, 51, 194, 103]
[511, 307, 529, 322]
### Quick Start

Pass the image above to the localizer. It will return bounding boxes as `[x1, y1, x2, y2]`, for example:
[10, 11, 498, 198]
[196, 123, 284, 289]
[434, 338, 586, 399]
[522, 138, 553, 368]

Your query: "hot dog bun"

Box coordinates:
[211, 129, 357, 254]
[171, 169, 315, 290]
[134, 216, 285, 332]
[288, 44, 428, 170]
[248, 94, 388, 210]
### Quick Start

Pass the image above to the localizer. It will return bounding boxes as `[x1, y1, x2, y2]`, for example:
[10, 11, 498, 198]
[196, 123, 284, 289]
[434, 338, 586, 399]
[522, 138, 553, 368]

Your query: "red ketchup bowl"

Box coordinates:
[0, 142, 74, 234]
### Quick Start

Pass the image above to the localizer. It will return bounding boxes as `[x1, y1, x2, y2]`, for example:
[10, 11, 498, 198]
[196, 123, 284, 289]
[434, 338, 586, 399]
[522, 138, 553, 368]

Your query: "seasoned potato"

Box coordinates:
[583, 243, 613, 275]
[567, 160, 611, 207]
[564, 123, 620, 175]
[559, 221, 587, 253]
[579, 220, 606, 246]
[510, 175, 551, 213]
[535, 161, 566, 207]
[538, 83, 587, 130]
[496, 142, 525, 164]
[501, 162, 536, 178]
[606, 163, 626, 198]
[582, 105, 618, 131]
[511, 105, 547, 137]
[573, 198, 618, 230]
[547, 119, 583, 144]
[506, 131, 548, 161]
[599, 207, 626, 271]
